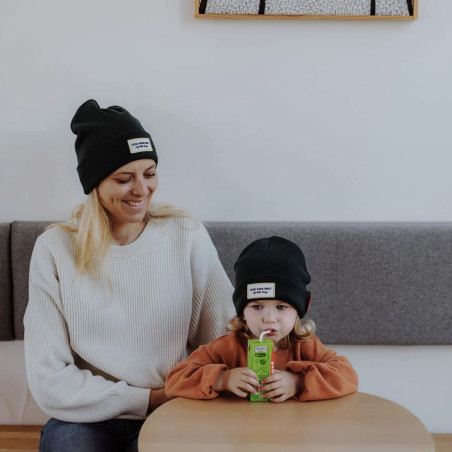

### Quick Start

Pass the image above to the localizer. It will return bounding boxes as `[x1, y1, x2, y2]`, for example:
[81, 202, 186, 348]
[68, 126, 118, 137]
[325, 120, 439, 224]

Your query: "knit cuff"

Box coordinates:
[120, 385, 150, 418]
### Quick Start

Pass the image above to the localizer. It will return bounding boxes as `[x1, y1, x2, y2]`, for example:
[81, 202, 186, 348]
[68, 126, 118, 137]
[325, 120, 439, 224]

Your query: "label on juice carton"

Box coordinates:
[247, 338, 274, 402]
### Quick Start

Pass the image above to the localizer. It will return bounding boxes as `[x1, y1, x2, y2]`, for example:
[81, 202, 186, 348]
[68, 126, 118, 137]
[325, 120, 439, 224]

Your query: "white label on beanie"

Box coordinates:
[128, 138, 152, 154]
[247, 283, 275, 299]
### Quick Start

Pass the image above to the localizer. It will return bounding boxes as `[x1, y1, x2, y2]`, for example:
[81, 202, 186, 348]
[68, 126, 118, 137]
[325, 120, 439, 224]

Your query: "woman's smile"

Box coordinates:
[123, 199, 146, 208]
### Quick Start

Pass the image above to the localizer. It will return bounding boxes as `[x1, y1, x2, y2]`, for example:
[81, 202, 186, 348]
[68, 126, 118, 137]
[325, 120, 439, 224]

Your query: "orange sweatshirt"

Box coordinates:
[165, 333, 358, 401]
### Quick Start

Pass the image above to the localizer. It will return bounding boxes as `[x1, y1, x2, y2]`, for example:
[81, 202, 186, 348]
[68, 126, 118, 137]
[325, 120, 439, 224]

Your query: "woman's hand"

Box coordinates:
[213, 368, 260, 398]
[260, 370, 303, 402]
[147, 389, 174, 414]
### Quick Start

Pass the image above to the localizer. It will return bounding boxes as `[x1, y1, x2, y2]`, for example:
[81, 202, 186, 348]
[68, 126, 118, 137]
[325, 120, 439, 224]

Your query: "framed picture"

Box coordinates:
[195, 0, 418, 20]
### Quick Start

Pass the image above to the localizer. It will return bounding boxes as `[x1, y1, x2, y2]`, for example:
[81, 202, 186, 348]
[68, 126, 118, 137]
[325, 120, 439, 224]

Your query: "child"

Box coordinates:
[165, 236, 358, 402]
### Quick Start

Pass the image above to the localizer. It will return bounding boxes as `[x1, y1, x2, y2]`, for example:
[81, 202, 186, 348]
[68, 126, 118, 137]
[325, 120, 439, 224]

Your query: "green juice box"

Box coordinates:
[247, 337, 274, 402]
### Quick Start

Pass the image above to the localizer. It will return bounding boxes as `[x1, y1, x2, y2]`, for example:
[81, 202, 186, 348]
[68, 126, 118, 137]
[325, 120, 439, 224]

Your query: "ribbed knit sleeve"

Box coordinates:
[188, 223, 235, 349]
[24, 232, 150, 423]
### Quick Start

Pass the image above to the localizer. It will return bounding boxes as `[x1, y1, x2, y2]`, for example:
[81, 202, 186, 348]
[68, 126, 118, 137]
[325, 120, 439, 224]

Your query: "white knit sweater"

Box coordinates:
[24, 216, 235, 422]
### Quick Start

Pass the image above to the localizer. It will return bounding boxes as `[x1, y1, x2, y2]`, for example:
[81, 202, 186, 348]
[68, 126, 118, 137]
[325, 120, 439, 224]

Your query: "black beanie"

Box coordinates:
[232, 236, 311, 318]
[71, 99, 158, 194]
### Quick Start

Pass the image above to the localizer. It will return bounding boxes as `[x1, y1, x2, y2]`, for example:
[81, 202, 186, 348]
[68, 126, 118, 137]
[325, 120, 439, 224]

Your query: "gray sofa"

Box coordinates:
[1, 221, 451, 425]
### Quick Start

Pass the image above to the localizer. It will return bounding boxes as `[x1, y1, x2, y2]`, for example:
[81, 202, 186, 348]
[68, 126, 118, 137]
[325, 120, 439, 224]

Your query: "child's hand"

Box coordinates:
[260, 370, 303, 402]
[214, 368, 260, 398]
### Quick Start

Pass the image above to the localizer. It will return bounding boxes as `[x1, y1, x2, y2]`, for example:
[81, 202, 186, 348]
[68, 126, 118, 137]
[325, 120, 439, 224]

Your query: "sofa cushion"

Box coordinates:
[11, 222, 51, 340]
[0, 340, 50, 424]
[0, 223, 13, 340]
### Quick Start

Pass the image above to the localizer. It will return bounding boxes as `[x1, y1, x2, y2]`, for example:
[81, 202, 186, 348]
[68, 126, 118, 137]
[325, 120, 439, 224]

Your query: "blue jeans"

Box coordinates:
[39, 418, 145, 452]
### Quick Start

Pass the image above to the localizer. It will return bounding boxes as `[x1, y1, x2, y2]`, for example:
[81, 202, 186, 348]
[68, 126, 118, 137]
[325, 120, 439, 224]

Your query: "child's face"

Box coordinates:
[243, 299, 298, 347]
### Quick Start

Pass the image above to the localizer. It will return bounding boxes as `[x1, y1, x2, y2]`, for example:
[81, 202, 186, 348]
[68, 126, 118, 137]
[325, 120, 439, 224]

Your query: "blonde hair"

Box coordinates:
[49, 190, 187, 277]
[227, 315, 316, 349]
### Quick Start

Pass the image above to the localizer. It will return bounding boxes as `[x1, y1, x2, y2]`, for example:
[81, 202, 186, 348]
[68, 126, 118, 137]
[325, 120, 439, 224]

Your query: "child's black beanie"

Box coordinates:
[232, 236, 311, 318]
[71, 99, 158, 194]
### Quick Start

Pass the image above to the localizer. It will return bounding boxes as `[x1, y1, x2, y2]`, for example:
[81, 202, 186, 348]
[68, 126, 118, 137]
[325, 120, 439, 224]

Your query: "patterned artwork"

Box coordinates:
[197, 0, 417, 17]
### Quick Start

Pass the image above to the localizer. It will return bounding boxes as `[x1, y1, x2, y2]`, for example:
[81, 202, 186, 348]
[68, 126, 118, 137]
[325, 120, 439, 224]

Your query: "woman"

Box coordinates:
[24, 99, 235, 451]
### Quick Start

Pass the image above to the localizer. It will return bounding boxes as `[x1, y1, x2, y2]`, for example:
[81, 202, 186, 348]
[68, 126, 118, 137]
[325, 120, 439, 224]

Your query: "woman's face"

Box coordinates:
[97, 159, 158, 228]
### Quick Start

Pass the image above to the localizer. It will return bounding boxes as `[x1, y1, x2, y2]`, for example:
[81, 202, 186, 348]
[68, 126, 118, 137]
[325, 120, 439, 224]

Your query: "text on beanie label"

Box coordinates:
[247, 283, 275, 299]
[128, 137, 152, 154]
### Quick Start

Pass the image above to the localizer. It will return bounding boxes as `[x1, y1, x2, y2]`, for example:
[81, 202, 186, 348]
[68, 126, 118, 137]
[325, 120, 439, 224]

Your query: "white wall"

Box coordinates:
[331, 345, 452, 433]
[1, 0, 451, 222]
[1, 0, 451, 433]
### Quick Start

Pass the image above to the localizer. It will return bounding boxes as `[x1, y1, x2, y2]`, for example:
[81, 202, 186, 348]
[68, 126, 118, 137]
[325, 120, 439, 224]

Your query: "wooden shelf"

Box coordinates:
[195, 0, 418, 20]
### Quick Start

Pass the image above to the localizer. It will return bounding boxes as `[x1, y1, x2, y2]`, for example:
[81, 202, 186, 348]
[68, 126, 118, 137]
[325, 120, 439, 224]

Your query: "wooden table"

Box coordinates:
[138, 392, 434, 451]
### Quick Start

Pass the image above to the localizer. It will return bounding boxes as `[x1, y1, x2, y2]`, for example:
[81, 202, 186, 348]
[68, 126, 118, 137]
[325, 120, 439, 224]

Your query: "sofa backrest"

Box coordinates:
[0, 223, 13, 340]
[1, 221, 452, 344]
[10, 221, 52, 340]
[206, 222, 452, 345]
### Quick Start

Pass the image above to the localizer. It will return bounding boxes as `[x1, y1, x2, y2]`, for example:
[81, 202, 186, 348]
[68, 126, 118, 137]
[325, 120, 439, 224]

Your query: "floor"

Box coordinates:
[0, 426, 41, 452]
[0, 426, 450, 451]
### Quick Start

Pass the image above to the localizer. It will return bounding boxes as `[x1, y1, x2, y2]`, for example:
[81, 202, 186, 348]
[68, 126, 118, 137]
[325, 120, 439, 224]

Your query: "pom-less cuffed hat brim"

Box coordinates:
[233, 275, 311, 318]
